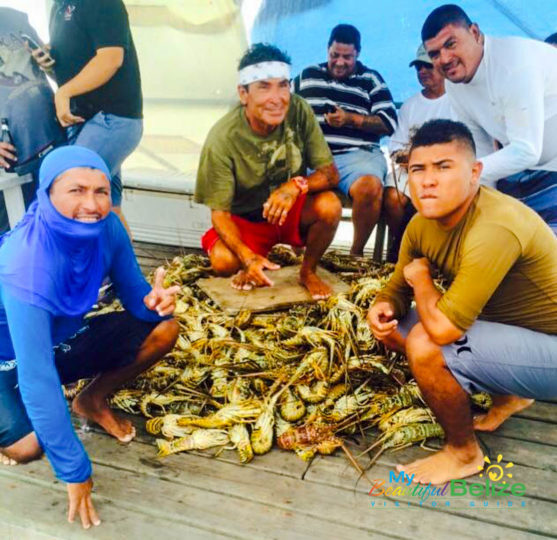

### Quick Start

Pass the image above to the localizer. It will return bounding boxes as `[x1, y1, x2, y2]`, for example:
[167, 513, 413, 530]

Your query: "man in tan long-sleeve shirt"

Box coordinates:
[368, 119, 557, 485]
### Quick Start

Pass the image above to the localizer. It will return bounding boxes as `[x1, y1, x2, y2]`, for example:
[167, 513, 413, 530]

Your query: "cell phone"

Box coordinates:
[20, 33, 42, 51]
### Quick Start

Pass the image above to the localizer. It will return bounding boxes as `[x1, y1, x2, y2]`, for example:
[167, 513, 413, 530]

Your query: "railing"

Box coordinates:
[0, 171, 33, 228]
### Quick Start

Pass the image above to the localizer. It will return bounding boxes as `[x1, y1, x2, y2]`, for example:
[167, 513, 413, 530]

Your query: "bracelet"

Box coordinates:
[292, 176, 308, 195]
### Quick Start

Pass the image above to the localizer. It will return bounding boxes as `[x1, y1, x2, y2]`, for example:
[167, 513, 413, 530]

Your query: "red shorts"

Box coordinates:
[202, 193, 307, 256]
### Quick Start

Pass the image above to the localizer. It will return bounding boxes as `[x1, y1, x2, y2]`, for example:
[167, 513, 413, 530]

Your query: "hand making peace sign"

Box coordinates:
[143, 267, 181, 316]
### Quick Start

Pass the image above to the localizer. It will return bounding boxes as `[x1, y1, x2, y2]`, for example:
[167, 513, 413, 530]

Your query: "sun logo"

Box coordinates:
[477, 454, 514, 483]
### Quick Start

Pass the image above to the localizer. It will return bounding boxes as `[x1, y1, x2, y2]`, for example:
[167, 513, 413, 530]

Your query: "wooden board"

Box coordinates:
[3, 244, 555, 539]
[0, 405, 554, 539]
[133, 241, 200, 274]
[197, 265, 350, 314]
[4, 414, 554, 540]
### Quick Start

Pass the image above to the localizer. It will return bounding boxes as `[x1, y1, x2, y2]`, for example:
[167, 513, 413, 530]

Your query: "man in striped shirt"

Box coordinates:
[293, 24, 397, 256]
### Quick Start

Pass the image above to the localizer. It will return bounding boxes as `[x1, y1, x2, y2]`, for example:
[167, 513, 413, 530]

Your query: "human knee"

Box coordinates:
[350, 176, 383, 203]
[151, 319, 179, 354]
[162, 318, 180, 346]
[312, 191, 342, 225]
[383, 187, 407, 215]
[209, 246, 240, 276]
[3, 434, 43, 464]
[406, 323, 442, 370]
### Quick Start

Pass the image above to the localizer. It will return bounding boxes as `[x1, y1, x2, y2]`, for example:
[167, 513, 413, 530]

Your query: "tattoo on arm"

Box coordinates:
[350, 113, 391, 135]
[313, 163, 339, 190]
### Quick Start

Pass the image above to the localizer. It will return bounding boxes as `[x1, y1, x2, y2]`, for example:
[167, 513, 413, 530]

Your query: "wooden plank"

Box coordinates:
[197, 265, 350, 314]
[103, 435, 556, 539]
[514, 401, 557, 423]
[330, 442, 557, 502]
[0, 447, 395, 540]
[135, 258, 165, 267]
[0, 523, 59, 540]
[76, 433, 548, 539]
[0, 471, 221, 540]
[133, 242, 201, 274]
[134, 241, 194, 254]
[480, 417, 557, 447]
[134, 251, 178, 265]
[305, 456, 556, 538]
[133, 245, 183, 259]
[11, 415, 555, 539]
[476, 434, 557, 472]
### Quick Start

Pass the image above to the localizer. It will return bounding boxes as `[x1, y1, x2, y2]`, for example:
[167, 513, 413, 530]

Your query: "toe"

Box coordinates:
[119, 430, 135, 444]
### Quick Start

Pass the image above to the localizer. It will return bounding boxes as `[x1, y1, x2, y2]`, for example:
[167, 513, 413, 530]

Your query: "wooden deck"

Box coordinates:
[0, 242, 555, 539]
[133, 240, 192, 274]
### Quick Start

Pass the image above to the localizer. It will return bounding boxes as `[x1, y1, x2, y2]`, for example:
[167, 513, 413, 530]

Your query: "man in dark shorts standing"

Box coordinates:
[32, 0, 143, 231]
[195, 43, 341, 300]
[0, 7, 64, 233]
[368, 120, 557, 485]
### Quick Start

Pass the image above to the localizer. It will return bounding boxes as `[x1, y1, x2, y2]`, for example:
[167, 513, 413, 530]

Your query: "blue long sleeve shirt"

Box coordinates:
[0, 213, 162, 483]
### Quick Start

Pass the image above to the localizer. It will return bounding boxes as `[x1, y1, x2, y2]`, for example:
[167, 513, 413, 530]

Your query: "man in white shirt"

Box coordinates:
[385, 44, 455, 261]
[422, 4, 557, 232]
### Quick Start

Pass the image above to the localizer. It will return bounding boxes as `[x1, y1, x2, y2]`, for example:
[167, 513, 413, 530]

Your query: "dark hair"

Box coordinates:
[545, 32, 557, 45]
[238, 43, 291, 70]
[421, 4, 473, 42]
[409, 119, 476, 156]
[328, 24, 361, 52]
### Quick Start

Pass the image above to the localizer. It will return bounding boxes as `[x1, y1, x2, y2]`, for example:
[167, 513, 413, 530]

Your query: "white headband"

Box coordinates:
[238, 61, 291, 86]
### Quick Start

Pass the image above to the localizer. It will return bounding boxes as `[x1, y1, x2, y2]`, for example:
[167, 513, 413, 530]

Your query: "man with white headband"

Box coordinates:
[195, 43, 341, 299]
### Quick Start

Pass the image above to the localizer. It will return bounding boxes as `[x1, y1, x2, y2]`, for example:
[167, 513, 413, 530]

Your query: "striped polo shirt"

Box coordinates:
[293, 61, 397, 154]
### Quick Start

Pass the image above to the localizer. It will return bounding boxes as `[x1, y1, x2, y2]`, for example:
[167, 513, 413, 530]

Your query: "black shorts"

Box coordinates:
[0, 311, 160, 448]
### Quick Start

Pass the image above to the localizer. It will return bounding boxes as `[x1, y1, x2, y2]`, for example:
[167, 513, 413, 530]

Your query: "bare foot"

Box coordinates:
[0, 451, 16, 466]
[396, 444, 484, 485]
[349, 250, 365, 258]
[474, 395, 534, 432]
[230, 270, 255, 291]
[73, 391, 136, 443]
[299, 268, 332, 300]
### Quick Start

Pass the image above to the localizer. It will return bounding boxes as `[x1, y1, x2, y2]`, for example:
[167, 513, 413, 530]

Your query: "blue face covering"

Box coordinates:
[0, 145, 111, 317]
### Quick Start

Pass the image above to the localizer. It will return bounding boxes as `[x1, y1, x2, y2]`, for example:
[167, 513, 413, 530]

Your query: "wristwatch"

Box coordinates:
[292, 176, 309, 195]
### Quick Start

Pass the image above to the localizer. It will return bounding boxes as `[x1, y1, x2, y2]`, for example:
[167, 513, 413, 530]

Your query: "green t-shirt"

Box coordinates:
[377, 187, 557, 334]
[194, 94, 333, 216]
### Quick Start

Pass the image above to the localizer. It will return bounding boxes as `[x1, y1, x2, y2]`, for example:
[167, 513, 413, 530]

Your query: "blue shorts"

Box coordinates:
[334, 146, 387, 197]
[0, 311, 159, 449]
[398, 309, 557, 399]
[67, 112, 143, 207]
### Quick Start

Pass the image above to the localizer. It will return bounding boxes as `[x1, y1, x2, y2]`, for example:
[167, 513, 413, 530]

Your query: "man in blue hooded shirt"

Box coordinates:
[0, 146, 179, 528]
